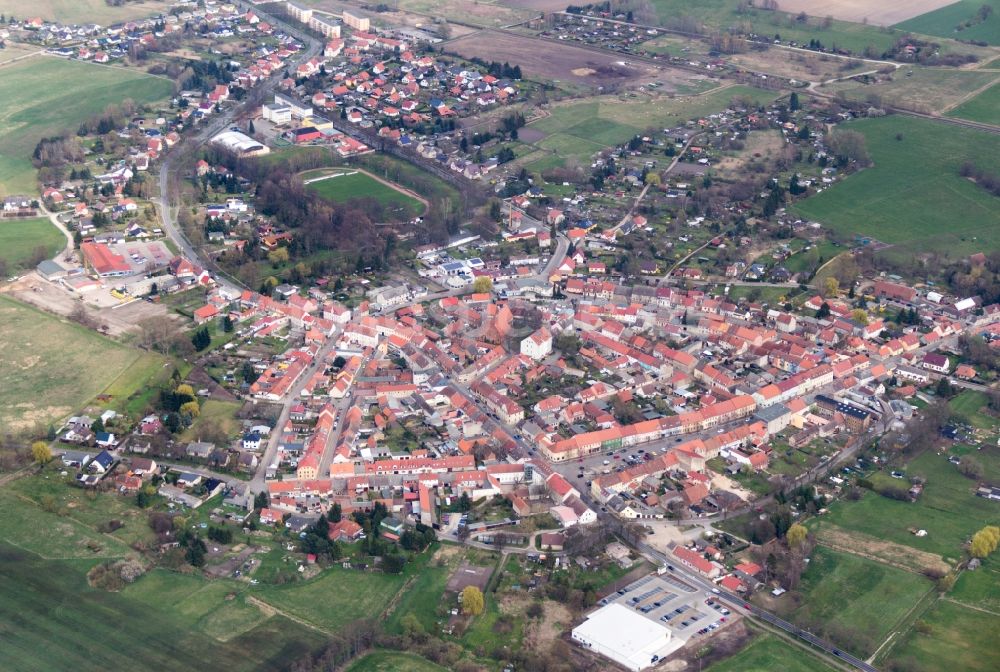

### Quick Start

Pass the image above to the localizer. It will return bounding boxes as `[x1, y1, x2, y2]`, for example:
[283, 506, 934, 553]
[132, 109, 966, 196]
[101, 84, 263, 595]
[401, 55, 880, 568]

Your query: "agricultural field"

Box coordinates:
[950, 554, 1000, 613]
[783, 546, 933, 658]
[947, 80, 1000, 125]
[0, 295, 152, 431]
[302, 168, 426, 220]
[0, 57, 173, 195]
[885, 598, 1000, 672]
[895, 0, 1000, 46]
[0, 544, 323, 672]
[775, 0, 957, 26]
[345, 651, 447, 672]
[792, 115, 1000, 260]
[0, 216, 64, 271]
[648, 0, 898, 55]
[809, 449, 1000, 565]
[0, 0, 171, 25]
[827, 67, 1000, 114]
[707, 632, 838, 672]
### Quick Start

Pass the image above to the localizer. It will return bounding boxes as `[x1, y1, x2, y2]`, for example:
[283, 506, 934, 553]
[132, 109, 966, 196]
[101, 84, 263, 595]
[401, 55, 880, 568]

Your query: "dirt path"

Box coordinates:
[246, 595, 333, 635]
[38, 203, 76, 262]
[940, 73, 1000, 114]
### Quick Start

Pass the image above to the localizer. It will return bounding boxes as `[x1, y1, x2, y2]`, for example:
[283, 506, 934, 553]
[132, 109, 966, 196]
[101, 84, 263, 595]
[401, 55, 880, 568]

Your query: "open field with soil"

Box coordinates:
[445, 30, 667, 90]
[707, 632, 838, 672]
[781, 546, 933, 658]
[792, 115, 1000, 260]
[775, 0, 957, 26]
[302, 168, 425, 219]
[0, 56, 173, 196]
[0, 295, 150, 431]
[649, 0, 898, 55]
[895, 0, 1000, 46]
[886, 598, 1000, 672]
[947, 80, 1000, 124]
[0, 216, 64, 271]
[0, 543, 323, 672]
[0, 0, 170, 25]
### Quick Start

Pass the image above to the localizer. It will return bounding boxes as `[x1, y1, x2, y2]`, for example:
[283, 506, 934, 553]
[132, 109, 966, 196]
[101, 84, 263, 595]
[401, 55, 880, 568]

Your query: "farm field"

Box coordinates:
[648, 0, 898, 55]
[0, 57, 172, 195]
[524, 85, 776, 169]
[345, 651, 448, 672]
[792, 115, 1000, 260]
[783, 546, 933, 658]
[706, 632, 838, 672]
[809, 449, 1000, 565]
[303, 169, 425, 219]
[396, 0, 535, 27]
[0, 0, 171, 25]
[0, 543, 323, 672]
[0, 295, 148, 431]
[885, 598, 1000, 672]
[947, 81, 1000, 125]
[774, 0, 956, 26]
[896, 0, 1000, 46]
[0, 216, 64, 271]
[827, 67, 1000, 114]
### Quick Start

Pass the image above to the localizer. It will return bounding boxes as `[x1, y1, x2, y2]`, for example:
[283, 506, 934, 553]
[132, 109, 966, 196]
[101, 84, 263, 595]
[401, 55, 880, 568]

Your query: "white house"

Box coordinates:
[520, 327, 552, 361]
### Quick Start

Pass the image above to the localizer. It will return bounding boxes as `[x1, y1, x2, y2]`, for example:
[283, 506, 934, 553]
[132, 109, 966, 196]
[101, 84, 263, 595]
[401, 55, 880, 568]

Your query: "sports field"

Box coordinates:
[0, 216, 64, 270]
[0, 544, 323, 672]
[792, 116, 1000, 260]
[0, 0, 170, 25]
[525, 85, 777, 169]
[0, 57, 173, 195]
[707, 632, 838, 672]
[786, 546, 933, 658]
[0, 296, 155, 431]
[648, 0, 898, 55]
[895, 0, 1000, 46]
[345, 651, 448, 672]
[886, 598, 1000, 672]
[947, 80, 1000, 125]
[303, 169, 425, 220]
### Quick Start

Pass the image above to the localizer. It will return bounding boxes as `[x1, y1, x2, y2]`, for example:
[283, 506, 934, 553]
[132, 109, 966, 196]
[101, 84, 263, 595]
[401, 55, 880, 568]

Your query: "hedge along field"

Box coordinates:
[792, 115, 1000, 261]
[0, 57, 173, 195]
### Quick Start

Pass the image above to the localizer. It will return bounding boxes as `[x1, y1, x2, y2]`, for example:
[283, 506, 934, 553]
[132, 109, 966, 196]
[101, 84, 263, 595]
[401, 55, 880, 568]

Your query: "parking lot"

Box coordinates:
[597, 573, 730, 641]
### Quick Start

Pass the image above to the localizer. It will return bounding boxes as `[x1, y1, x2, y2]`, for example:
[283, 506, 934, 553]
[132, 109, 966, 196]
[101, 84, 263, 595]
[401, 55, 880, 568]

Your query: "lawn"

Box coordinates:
[0, 57, 173, 195]
[649, 0, 898, 55]
[0, 295, 149, 431]
[303, 169, 425, 220]
[0, 543, 324, 672]
[180, 399, 243, 442]
[345, 651, 447, 672]
[251, 552, 433, 629]
[0, 217, 64, 271]
[784, 546, 933, 658]
[0, 0, 171, 25]
[384, 546, 453, 634]
[895, 0, 1000, 46]
[949, 389, 996, 430]
[950, 554, 1000, 613]
[97, 351, 173, 417]
[886, 598, 1000, 672]
[812, 449, 1000, 564]
[526, 86, 777, 170]
[707, 632, 838, 672]
[792, 115, 1000, 260]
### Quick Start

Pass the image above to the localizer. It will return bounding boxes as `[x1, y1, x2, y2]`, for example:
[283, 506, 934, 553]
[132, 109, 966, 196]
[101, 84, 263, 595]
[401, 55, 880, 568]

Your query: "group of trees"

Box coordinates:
[959, 161, 1000, 198]
[970, 525, 1000, 559]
